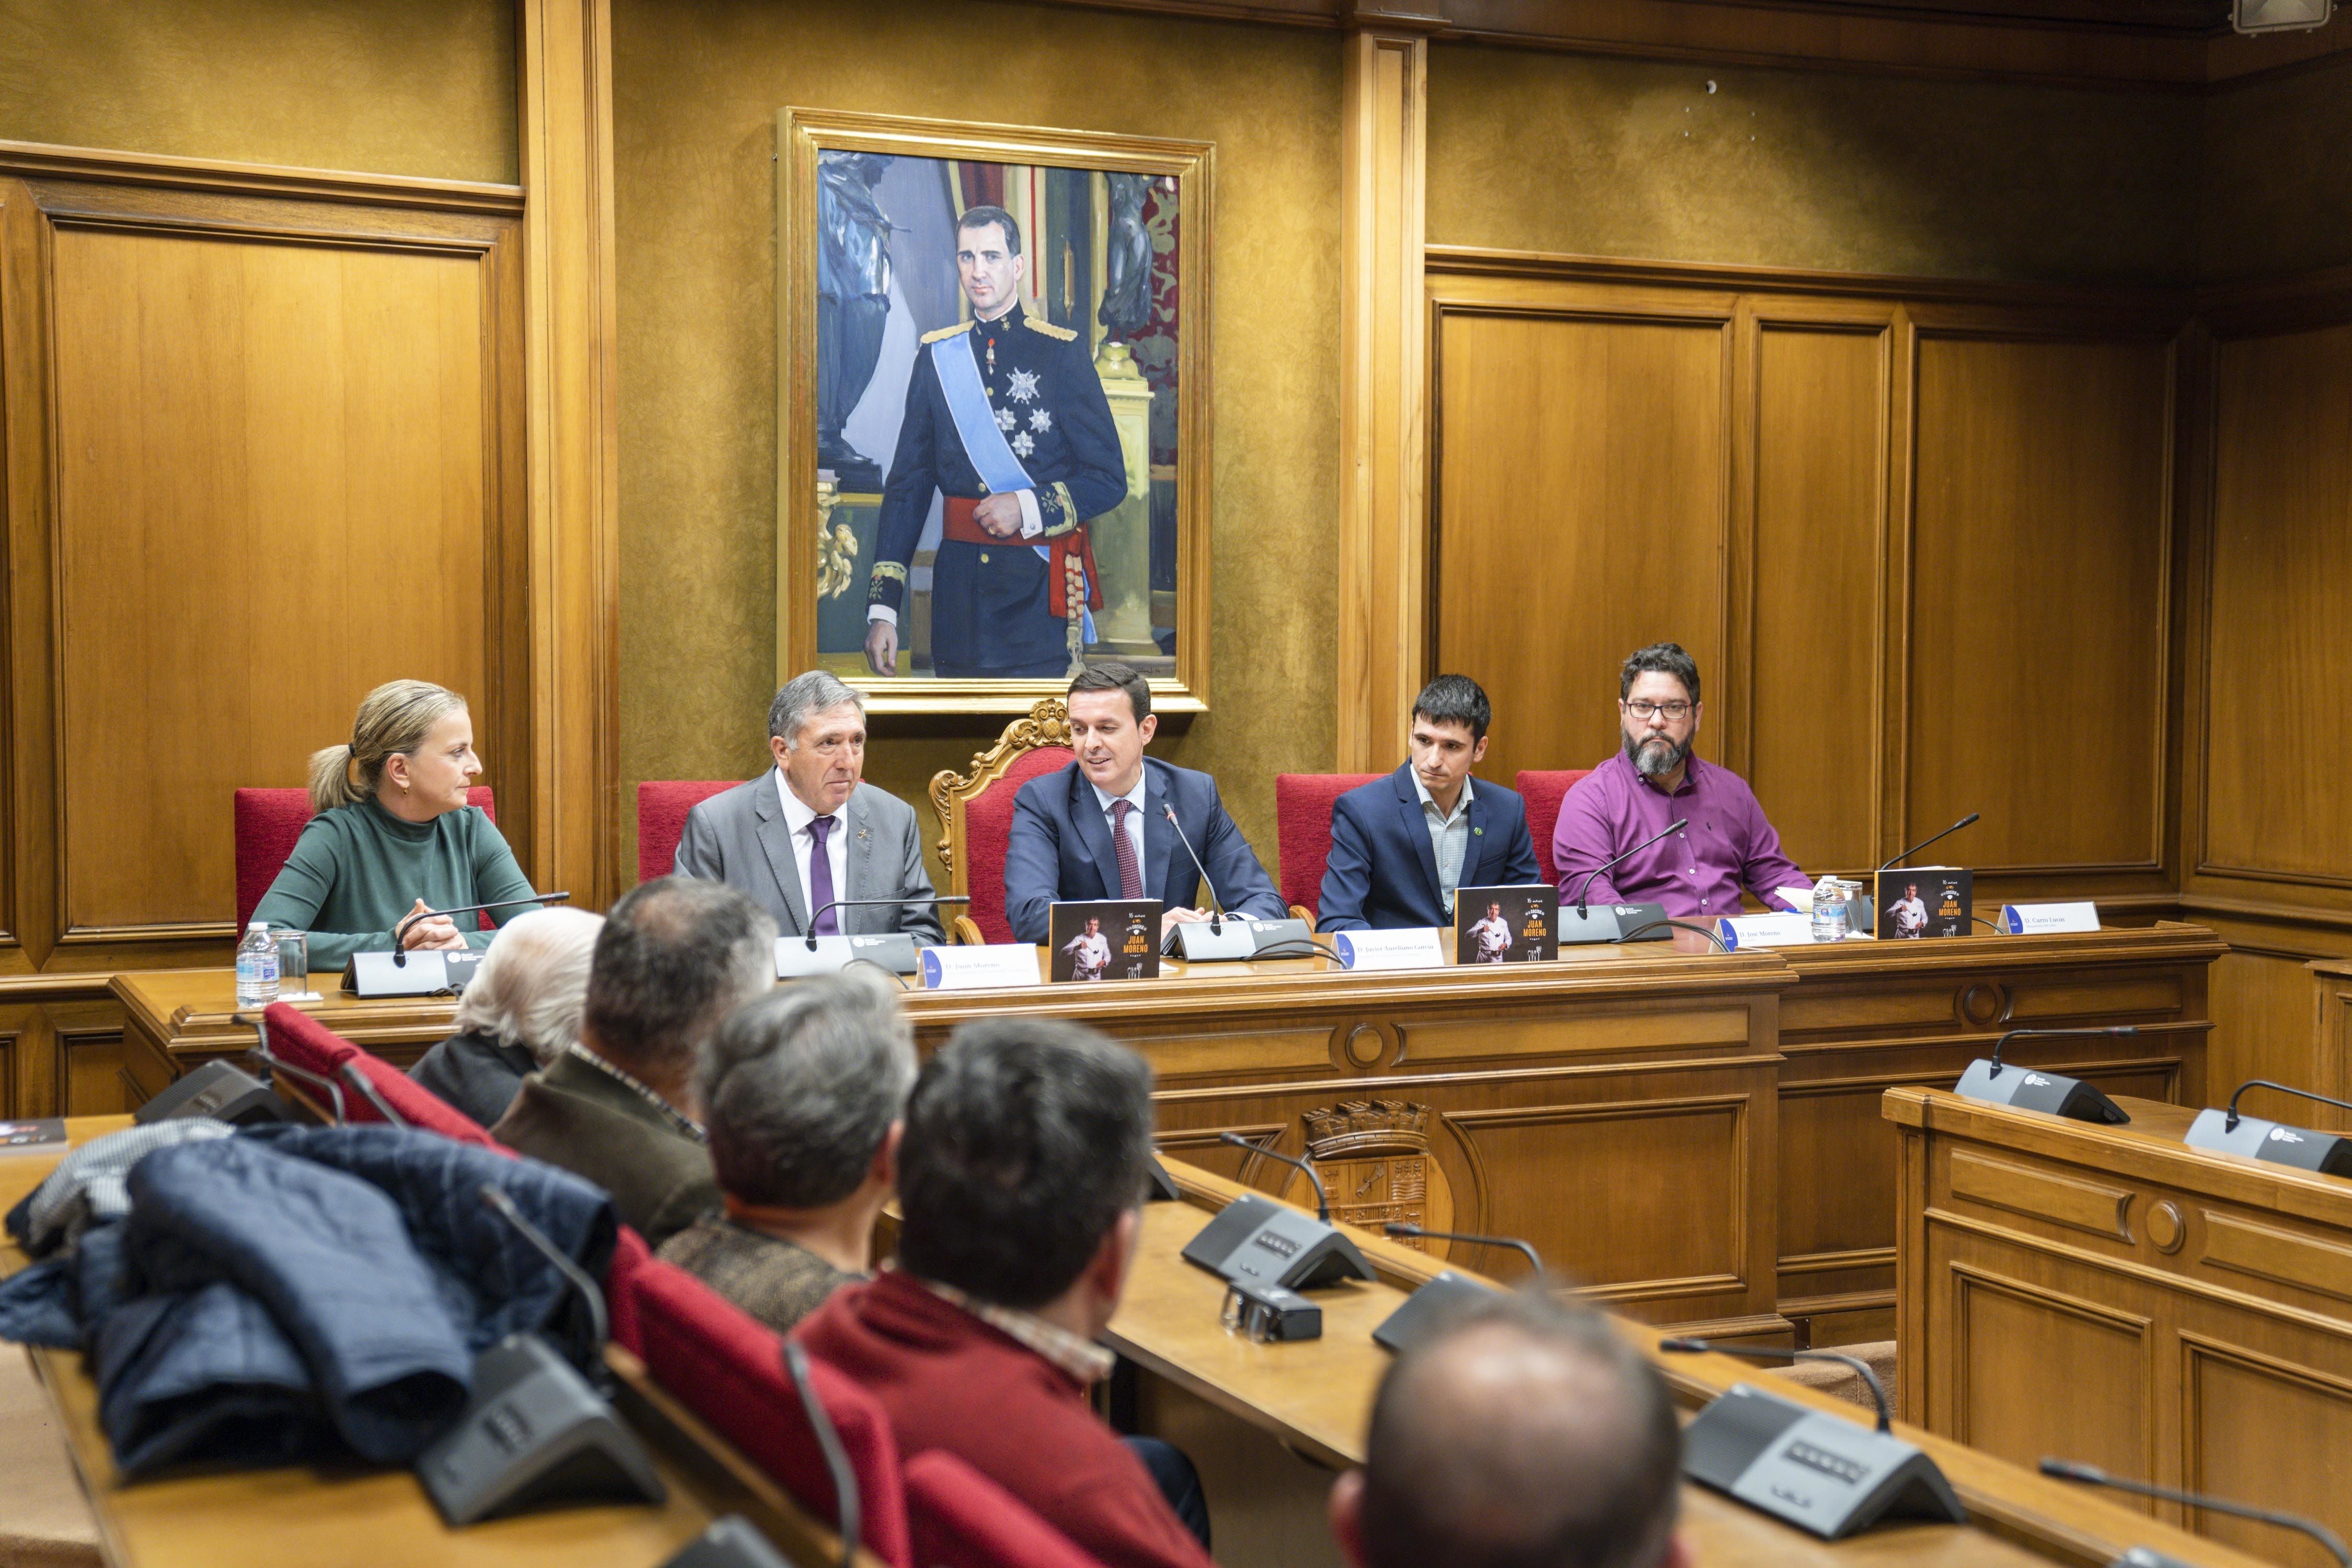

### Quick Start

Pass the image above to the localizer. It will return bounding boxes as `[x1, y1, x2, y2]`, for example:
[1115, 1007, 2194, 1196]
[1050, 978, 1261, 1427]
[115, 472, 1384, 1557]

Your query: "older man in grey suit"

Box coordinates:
[674, 671, 945, 945]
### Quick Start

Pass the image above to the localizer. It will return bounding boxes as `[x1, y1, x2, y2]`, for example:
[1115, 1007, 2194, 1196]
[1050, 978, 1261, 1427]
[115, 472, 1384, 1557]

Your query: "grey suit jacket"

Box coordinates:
[672, 775, 945, 944]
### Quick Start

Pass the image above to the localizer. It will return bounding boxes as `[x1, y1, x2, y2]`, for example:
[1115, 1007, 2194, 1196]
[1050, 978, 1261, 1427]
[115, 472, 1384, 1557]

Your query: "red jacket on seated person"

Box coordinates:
[796, 1267, 1213, 1568]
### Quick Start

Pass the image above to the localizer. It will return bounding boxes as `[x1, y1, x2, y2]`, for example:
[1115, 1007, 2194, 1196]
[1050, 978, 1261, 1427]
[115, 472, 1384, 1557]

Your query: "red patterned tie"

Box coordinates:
[1111, 799, 1144, 902]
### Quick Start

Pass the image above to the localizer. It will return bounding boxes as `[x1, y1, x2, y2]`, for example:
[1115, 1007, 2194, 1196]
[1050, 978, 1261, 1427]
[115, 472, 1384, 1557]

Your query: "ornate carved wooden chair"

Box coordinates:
[927, 699, 1075, 945]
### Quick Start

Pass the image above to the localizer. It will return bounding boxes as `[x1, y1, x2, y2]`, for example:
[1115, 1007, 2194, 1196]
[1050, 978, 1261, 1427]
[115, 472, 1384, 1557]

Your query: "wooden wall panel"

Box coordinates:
[1906, 330, 2172, 876]
[1954, 1269, 2155, 1481]
[2201, 323, 2352, 887]
[2186, 1342, 2352, 1567]
[1434, 300, 1730, 791]
[50, 227, 492, 938]
[1745, 316, 1887, 873]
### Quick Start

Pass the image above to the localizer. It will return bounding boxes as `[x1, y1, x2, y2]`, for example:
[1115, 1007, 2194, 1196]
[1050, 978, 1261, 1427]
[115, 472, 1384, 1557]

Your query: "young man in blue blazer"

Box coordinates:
[1316, 675, 1540, 932]
[1005, 663, 1286, 944]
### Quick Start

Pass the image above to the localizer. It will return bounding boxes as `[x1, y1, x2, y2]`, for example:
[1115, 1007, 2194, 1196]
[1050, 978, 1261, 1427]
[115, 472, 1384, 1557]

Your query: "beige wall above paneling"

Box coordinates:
[1904, 326, 2174, 877]
[1431, 284, 1733, 794]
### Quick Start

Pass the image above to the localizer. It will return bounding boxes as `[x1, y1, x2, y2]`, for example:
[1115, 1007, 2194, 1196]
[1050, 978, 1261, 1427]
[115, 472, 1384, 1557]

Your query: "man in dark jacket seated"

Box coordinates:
[493, 877, 775, 1247]
[795, 1019, 1213, 1568]
[408, 905, 603, 1126]
[658, 971, 912, 1332]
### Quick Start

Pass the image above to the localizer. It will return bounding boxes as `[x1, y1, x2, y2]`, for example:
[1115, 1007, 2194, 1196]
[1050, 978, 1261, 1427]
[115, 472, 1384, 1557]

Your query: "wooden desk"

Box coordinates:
[114, 921, 2219, 1341]
[1115, 1158, 2266, 1568]
[1887, 1086, 2352, 1567]
[0, 1119, 867, 1568]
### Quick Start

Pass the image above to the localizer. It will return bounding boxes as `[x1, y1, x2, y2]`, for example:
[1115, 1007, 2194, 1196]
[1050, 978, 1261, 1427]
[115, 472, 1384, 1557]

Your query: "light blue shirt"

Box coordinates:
[1412, 771, 1475, 917]
[1088, 772, 1149, 894]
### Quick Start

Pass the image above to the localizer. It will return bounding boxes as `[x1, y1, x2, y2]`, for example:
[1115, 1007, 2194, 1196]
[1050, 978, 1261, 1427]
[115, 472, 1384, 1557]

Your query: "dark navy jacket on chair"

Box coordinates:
[1314, 764, 1540, 932]
[1004, 758, 1284, 944]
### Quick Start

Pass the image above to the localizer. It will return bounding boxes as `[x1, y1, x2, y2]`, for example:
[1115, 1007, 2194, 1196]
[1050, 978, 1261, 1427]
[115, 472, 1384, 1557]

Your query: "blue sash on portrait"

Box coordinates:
[930, 332, 1095, 643]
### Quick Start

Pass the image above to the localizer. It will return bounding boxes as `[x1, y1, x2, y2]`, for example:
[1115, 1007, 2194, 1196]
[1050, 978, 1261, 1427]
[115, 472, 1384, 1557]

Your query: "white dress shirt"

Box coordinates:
[1087, 772, 1149, 897]
[1411, 771, 1476, 917]
[774, 768, 851, 925]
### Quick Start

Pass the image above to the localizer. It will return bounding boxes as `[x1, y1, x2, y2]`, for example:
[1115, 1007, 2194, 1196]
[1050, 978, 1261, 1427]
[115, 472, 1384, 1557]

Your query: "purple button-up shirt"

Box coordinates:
[1551, 752, 1807, 918]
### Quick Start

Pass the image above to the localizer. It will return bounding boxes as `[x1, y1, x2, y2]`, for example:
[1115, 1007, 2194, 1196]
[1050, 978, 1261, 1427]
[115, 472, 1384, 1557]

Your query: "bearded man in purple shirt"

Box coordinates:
[1551, 643, 1809, 921]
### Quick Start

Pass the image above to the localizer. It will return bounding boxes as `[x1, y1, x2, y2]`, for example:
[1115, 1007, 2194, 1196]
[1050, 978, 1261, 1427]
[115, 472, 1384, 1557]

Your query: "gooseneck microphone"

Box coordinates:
[1988, 1024, 2137, 1080]
[1162, 804, 1225, 932]
[1660, 1338, 1893, 1435]
[1385, 1223, 1544, 1277]
[1220, 1131, 1329, 1223]
[2039, 1459, 2351, 1568]
[393, 892, 572, 964]
[799, 894, 970, 949]
[783, 1341, 862, 1568]
[1877, 813, 1980, 874]
[2225, 1077, 2352, 1133]
[1568, 820, 1686, 916]
[477, 1184, 609, 1386]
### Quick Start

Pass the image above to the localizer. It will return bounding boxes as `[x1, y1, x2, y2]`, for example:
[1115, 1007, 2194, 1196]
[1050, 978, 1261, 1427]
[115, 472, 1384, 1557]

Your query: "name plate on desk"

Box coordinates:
[343, 950, 483, 997]
[918, 944, 1039, 990]
[1716, 913, 1819, 950]
[1332, 929, 1447, 970]
[2000, 902, 2100, 935]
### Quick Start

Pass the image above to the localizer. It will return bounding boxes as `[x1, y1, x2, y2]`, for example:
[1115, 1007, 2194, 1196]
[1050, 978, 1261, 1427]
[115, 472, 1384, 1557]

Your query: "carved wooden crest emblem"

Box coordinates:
[1301, 1099, 1454, 1250]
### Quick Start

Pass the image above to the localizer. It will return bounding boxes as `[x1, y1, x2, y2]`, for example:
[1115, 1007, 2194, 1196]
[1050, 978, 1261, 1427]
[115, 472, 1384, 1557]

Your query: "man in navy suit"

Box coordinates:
[1316, 675, 1540, 932]
[1006, 663, 1286, 944]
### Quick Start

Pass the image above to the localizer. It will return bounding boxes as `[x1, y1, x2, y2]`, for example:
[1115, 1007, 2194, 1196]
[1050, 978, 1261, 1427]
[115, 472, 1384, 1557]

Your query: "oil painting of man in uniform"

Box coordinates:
[808, 152, 1183, 685]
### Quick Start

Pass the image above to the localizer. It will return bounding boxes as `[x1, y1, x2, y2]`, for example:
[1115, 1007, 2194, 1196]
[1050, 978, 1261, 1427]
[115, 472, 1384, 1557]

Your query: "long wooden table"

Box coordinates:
[0, 1119, 872, 1568]
[1887, 1086, 2352, 1567]
[1115, 1158, 2268, 1568]
[116, 921, 2221, 1341]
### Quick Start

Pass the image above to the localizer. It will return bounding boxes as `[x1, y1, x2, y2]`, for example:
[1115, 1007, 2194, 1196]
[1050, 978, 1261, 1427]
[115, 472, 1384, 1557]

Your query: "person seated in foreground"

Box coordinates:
[407, 905, 604, 1127]
[657, 971, 913, 1333]
[492, 877, 775, 1247]
[1005, 662, 1284, 945]
[1329, 1289, 1688, 1568]
[254, 678, 540, 971]
[795, 1018, 1214, 1568]
[1317, 674, 1539, 931]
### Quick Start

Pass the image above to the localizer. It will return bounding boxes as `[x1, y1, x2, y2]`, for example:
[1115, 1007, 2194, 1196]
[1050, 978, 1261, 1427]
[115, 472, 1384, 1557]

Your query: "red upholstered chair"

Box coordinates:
[903, 1450, 1110, 1568]
[928, 700, 1076, 944]
[1273, 773, 1382, 924]
[603, 1225, 654, 1357]
[630, 1259, 913, 1568]
[1515, 769, 1594, 890]
[338, 1048, 508, 1148]
[636, 780, 740, 886]
[234, 785, 498, 931]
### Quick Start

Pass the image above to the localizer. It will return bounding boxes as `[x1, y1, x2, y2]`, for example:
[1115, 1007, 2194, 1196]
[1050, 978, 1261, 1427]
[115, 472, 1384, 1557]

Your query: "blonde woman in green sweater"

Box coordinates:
[253, 680, 538, 972]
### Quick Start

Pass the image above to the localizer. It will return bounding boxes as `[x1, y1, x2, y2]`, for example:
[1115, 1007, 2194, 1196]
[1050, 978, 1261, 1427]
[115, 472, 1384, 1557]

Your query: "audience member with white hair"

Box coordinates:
[407, 905, 604, 1126]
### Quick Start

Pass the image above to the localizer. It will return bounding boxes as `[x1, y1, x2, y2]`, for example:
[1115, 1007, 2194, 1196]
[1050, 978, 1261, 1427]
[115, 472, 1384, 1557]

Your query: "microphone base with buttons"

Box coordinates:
[1558, 902, 1670, 945]
[1370, 1271, 1498, 1355]
[133, 1060, 292, 1128]
[344, 950, 485, 997]
[774, 933, 923, 978]
[1167, 917, 1312, 962]
[1682, 1382, 1965, 1540]
[658, 1517, 798, 1568]
[418, 1333, 665, 1527]
[1179, 1192, 1376, 1292]
[2185, 1108, 2352, 1176]
[1954, 1059, 2129, 1124]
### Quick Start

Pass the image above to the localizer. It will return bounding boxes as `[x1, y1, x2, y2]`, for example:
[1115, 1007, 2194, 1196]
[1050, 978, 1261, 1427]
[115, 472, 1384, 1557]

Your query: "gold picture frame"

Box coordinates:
[777, 106, 1214, 714]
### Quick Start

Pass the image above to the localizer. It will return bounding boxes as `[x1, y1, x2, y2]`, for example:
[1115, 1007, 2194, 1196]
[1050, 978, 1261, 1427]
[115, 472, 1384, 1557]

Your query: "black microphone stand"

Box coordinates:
[798, 894, 970, 948]
[1987, 1024, 2137, 1080]
[1568, 819, 1685, 916]
[1385, 1222, 1543, 1276]
[392, 892, 571, 964]
[1220, 1131, 1329, 1222]
[1659, 1337, 1894, 1434]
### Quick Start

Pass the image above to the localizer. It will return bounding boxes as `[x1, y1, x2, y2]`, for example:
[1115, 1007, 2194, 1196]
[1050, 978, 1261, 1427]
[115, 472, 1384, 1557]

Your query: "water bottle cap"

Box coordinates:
[246, 920, 268, 935]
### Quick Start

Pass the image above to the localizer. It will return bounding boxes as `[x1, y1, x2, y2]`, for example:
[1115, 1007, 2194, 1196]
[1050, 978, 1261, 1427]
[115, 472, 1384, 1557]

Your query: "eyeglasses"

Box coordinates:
[1624, 700, 1692, 721]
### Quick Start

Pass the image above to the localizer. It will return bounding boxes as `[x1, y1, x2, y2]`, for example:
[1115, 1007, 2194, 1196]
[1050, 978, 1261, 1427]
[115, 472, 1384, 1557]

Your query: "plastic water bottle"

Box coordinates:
[235, 920, 281, 1006]
[1810, 877, 1851, 944]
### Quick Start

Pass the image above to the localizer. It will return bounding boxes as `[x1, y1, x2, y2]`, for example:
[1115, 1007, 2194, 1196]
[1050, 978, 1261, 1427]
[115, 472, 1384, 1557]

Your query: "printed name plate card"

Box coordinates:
[919, 944, 1041, 990]
[1715, 913, 1820, 950]
[1333, 929, 1448, 971]
[1999, 902, 2101, 935]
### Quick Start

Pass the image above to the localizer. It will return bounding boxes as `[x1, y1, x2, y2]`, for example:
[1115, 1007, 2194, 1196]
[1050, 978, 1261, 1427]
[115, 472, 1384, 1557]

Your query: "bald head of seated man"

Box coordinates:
[1330, 1289, 1688, 1568]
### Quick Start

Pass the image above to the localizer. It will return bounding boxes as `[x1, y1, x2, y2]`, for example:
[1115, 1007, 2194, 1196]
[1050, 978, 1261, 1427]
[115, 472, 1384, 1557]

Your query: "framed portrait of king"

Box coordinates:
[778, 107, 1213, 713]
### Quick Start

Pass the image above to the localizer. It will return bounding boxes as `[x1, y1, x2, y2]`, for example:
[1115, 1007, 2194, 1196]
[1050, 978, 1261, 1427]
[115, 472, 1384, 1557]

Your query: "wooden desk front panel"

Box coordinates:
[1893, 1091, 2352, 1568]
[1778, 927, 2219, 1331]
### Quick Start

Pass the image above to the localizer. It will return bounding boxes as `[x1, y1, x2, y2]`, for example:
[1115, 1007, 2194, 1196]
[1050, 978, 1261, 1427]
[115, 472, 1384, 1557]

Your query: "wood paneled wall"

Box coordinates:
[1430, 255, 2182, 902]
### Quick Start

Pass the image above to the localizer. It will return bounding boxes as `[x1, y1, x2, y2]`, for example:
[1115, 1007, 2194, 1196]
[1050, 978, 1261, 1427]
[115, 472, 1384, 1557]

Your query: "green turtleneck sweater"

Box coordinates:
[251, 798, 537, 971]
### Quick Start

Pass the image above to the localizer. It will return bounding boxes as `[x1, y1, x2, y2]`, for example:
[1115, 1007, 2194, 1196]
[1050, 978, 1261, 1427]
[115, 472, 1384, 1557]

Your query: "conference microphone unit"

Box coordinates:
[1367, 1225, 1545, 1354]
[140, 1016, 293, 1127]
[1560, 820, 1681, 945]
[1954, 1026, 2136, 1124]
[1855, 812, 1979, 928]
[417, 1185, 665, 1527]
[2038, 1458, 2351, 1568]
[1179, 1134, 1375, 1291]
[656, 1518, 799, 1568]
[345, 892, 573, 997]
[2184, 1078, 2352, 1177]
[1158, 804, 1312, 962]
[1659, 1339, 1966, 1540]
[780, 895, 971, 978]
